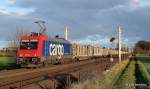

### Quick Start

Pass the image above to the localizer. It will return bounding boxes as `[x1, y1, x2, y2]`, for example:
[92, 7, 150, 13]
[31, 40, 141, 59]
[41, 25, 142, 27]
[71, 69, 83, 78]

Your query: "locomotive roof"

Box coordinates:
[48, 37, 71, 44]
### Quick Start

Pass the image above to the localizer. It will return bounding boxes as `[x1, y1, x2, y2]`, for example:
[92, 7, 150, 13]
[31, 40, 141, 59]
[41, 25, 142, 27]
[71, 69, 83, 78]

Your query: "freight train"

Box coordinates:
[17, 32, 128, 67]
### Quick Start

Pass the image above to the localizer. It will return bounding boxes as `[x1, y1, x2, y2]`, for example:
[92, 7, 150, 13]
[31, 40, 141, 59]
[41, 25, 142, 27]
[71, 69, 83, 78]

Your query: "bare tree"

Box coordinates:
[8, 27, 29, 48]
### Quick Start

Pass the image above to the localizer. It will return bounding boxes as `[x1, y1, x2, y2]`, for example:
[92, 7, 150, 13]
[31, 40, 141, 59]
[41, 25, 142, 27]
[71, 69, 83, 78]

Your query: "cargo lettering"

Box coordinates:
[49, 44, 64, 57]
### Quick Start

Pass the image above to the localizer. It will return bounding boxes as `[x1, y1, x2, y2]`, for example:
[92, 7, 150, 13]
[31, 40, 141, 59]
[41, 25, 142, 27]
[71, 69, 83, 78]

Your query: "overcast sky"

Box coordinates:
[0, 0, 150, 48]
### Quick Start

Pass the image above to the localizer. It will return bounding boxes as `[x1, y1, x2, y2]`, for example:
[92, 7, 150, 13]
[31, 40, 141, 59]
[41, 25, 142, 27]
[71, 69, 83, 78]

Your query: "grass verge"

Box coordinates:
[112, 59, 136, 89]
[137, 61, 150, 88]
[72, 60, 129, 89]
[0, 57, 18, 70]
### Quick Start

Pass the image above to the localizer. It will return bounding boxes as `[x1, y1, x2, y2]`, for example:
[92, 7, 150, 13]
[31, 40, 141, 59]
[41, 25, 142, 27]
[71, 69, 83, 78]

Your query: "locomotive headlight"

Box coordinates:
[34, 54, 37, 57]
[19, 54, 23, 57]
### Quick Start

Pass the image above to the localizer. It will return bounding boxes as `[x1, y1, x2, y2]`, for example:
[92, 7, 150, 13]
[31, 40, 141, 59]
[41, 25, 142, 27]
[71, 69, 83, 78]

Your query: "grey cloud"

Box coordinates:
[0, 0, 149, 48]
[13, 0, 127, 10]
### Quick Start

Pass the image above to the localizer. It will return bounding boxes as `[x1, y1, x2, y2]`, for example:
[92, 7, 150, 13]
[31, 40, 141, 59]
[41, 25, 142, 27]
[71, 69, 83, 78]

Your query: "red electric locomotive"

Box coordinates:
[17, 32, 47, 67]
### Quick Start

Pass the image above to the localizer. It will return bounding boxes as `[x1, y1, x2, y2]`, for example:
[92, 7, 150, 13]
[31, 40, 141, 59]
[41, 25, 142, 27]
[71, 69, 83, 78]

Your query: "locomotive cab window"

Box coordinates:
[20, 40, 38, 50]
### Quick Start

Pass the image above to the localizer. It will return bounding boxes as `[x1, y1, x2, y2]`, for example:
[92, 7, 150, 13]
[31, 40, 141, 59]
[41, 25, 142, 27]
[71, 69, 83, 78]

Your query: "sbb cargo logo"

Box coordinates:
[49, 44, 64, 57]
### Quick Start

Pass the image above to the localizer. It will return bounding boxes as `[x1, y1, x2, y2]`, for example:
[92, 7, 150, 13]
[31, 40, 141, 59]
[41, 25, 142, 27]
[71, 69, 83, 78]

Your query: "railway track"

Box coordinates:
[0, 57, 123, 89]
[0, 59, 102, 89]
[0, 65, 57, 79]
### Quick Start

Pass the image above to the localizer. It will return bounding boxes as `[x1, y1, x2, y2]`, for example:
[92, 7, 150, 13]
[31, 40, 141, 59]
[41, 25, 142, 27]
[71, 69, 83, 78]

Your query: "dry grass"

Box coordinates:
[72, 60, 129, 89]
[112, 60, 136, 89]
[138, 61, 150, 88]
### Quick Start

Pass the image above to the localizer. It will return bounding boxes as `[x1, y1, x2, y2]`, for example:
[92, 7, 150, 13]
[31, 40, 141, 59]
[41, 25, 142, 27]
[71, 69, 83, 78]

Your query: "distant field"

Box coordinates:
[136, 56, 150, 73]
[135, 56, 150, 62]
[144, 63, 150, 73]
[0, 57, 18, 70]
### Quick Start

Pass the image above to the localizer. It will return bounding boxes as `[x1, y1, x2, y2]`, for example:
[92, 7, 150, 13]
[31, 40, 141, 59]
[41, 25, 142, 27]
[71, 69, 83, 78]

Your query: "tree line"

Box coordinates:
[134, 40, 150, 54]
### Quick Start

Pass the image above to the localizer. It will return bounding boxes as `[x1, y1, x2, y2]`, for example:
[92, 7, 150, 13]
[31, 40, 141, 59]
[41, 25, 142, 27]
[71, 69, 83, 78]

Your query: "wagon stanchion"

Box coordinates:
[50, 79, 57, 89]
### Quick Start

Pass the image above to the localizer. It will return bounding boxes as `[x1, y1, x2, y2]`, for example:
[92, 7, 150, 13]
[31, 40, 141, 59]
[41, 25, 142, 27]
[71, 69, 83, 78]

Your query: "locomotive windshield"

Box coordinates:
[20, 40, 38, 50]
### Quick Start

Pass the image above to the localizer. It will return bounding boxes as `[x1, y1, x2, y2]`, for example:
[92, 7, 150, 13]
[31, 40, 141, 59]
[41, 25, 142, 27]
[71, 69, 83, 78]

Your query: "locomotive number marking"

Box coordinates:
[49, 44, 64, 57]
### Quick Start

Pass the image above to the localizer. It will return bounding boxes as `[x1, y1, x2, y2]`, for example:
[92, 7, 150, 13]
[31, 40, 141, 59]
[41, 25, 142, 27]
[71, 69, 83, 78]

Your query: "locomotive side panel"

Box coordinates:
[42, 40, 72, 64]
